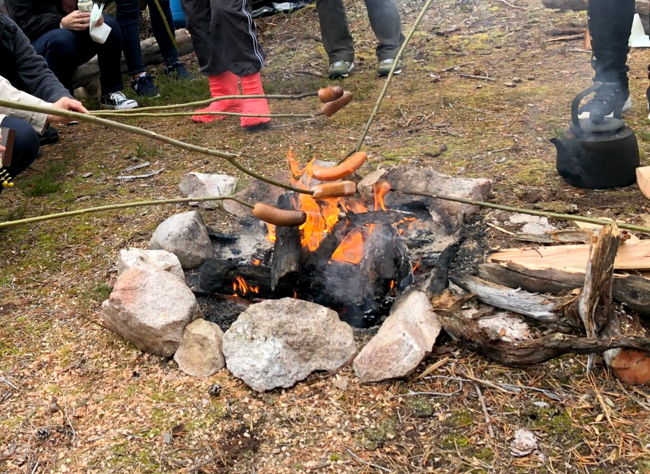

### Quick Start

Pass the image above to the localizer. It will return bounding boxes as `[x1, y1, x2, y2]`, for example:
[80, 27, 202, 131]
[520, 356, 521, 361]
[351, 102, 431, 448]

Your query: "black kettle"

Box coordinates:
[551, 83, 639, 189]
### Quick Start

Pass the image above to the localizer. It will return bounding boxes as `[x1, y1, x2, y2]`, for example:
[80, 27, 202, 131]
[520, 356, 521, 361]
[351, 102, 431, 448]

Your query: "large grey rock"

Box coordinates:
[222, 298, 357, 392]
[385, 167, 491, 229]
[353, 291, 441, 382]
[179, 172, 237, 209]
[117, 248, 184, 280]
[174, 319, 225, 377]
[149, 210, 212, 269]
[101, 266, 201, 357]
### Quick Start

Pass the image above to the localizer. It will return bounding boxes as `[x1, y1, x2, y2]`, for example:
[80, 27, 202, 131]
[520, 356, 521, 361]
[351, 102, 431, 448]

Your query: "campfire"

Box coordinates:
[196, 150, 466, 328]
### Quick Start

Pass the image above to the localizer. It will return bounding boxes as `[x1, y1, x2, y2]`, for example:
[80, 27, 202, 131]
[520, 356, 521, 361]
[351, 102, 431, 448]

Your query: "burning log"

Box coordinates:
[270, 195, 302, 291]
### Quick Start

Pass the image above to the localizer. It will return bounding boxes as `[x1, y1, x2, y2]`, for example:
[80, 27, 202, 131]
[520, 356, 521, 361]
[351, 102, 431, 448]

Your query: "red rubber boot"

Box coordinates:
[240, 72, 271, 131]
[192, 71, 241, 123]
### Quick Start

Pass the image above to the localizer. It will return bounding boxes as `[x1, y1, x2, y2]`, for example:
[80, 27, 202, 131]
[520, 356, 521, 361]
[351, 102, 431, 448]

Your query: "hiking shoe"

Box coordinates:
[131, 73, 160, 97]
[328, 60, 354, 79]
[100, 91, 139, 110]
[39, 126, 59, 146]
[164, 61, 193, 80]
[578, 82, 631, 124]
[377, 58, 402, 77]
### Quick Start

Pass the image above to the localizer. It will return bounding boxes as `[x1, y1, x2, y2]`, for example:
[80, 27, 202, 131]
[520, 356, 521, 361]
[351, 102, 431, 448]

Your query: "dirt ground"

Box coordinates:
[1, 0, 650, 472]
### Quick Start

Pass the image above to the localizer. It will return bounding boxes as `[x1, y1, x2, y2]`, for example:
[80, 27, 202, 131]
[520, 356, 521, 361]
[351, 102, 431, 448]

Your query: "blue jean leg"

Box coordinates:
[1, 116, 41, 177]
[147, 0, 179, 65]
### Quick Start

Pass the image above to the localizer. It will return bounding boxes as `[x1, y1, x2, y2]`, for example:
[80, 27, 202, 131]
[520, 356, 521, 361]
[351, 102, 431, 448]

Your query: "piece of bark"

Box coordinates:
[579, 225, 621, 338]
[451, 274, 570, 324]
[488, 240, 650, 271]
[541, 0, 587, 10]
[637, 166, 650, 199]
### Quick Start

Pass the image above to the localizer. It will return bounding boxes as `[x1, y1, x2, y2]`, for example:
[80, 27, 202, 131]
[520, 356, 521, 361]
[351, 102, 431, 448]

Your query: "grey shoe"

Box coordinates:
[328, 60, 355, 79]
[377, 58, 402, 77]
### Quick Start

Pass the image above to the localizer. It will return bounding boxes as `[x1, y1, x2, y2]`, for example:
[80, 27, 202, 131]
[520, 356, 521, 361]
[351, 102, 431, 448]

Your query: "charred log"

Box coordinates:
[270, 194, 302, 291]
[436, 308, 650, 367]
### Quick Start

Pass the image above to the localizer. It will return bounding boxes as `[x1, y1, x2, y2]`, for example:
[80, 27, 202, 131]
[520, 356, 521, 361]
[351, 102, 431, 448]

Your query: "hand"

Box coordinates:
[60, 11, 91, 30]
[94, 14, 104, 27]
[47, 97, 89, 123]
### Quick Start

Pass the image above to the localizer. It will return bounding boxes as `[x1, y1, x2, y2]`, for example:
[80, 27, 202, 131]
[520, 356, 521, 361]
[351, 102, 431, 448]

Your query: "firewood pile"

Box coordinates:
[440, 224, 650, 385]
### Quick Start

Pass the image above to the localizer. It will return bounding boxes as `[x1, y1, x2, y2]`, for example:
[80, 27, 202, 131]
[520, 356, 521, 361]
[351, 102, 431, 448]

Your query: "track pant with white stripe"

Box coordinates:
[180, 0, 265, 76]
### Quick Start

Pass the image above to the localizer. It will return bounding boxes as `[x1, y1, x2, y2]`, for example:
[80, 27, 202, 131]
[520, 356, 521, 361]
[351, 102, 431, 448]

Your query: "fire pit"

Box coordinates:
[193, 155, 492, 328]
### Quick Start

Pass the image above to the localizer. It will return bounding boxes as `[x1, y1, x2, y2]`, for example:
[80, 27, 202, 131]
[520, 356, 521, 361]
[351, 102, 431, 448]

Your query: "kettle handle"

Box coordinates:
[571, 83, 601, 134]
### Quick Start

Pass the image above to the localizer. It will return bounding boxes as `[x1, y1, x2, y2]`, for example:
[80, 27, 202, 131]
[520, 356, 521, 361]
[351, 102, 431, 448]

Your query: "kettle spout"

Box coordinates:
[550, 137, 566, 157]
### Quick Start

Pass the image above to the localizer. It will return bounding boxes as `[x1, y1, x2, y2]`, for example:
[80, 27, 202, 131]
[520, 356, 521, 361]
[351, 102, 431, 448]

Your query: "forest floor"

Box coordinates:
[1, 0, 650, 472]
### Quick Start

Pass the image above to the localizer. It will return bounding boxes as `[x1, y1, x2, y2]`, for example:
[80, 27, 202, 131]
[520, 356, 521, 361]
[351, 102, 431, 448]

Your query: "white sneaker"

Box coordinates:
[100, 91, 139, 110]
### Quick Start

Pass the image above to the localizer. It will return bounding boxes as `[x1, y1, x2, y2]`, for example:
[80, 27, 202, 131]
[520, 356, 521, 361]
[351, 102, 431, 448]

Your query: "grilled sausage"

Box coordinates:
[311, 180, 357, 199]
[252, 203, 306, 226]
[321, 91, 353, 117]
[318, 86, 344, 103]
[311, 151, 367, 181]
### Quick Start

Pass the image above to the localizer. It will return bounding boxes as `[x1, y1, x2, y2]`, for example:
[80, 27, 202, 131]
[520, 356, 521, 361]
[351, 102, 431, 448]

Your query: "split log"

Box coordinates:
[488, 240, 650, 271]
[478, 262, 650, 317]
[450, 274, 577, 326]
[72, 29, 194, 90]
[637, 166, 650, 199]
[515, 229, 593, 244]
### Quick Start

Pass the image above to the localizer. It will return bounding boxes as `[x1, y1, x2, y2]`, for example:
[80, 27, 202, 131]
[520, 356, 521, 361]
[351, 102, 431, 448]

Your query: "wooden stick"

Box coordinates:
[91, 111, 317, 119]
[98, 93, 318, 113]
[352, 0, 436, 155]
[458, 73, 496, 82]
[0, 99, 312, 195]
[0, 195, 252, 229]
[393, 189, 650, 234]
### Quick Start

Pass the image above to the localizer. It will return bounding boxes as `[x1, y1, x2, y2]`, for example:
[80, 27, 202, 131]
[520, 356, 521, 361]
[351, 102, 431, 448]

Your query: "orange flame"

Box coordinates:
[232, 276, 260, 296]
[251, 258, 262, 266]
[265, 223, 276, 243]
[373, 181, 391, 211]
[331, 229, 365, 264]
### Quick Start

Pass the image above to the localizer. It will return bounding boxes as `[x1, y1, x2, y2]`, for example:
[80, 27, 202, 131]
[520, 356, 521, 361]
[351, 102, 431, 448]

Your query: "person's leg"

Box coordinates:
[363, 0, 403, 61]
[115, 0, 146, 76]
[315, 0, 354, 63]
[31, 29, 80, 93]
[184, 0, 241, 122]
[582, 0, 635, 122]
[94, 14, 129, 94]
[214, 0, 270, 130]
[0, 117, 41, 178]
[147, 0, 179, 65]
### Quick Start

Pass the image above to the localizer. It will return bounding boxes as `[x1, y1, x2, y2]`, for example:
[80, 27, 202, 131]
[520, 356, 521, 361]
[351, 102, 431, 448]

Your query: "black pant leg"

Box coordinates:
[181, 0, 221, 74]
[588, 0, 635, 86]
[213, 0, 264, 77]
[315, 0, 354, 63]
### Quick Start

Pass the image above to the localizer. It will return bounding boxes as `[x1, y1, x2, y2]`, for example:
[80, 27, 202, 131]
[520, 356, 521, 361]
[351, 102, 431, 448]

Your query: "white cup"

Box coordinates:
[90, 22, 111, 44]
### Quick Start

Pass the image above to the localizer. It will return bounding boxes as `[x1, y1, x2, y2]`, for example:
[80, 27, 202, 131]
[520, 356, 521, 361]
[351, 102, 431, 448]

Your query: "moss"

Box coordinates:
[405, 396, 435, 418]
[442, 433, 470, 449]
[444, 409, 473, 428]
[355, 417, 399, 450]
[328, 453, 341, 462]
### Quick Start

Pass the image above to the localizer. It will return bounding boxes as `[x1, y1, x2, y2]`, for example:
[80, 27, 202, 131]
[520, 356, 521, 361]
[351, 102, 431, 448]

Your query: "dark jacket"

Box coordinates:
[5, 0, 64, 41]
[0, 14, 71, 101]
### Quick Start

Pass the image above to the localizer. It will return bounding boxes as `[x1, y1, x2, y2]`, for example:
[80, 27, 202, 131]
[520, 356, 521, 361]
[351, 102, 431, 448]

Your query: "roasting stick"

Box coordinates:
[392, 188, 650, 235]
[90, 92, 319, 114]
[0, 99, 312, 196]
[90, 87, 347, 118]
[350, 0, 435, 157]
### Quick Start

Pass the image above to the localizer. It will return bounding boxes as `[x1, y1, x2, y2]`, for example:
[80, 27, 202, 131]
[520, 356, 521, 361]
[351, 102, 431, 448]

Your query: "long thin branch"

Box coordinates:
[91, 111, 318, 118]
[0, 99, 312, 195]
[99, 93, 318, 113]
[0, 196, 251, 229]
[352, 0, 435, 154]
[394, 189, 650, 234]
